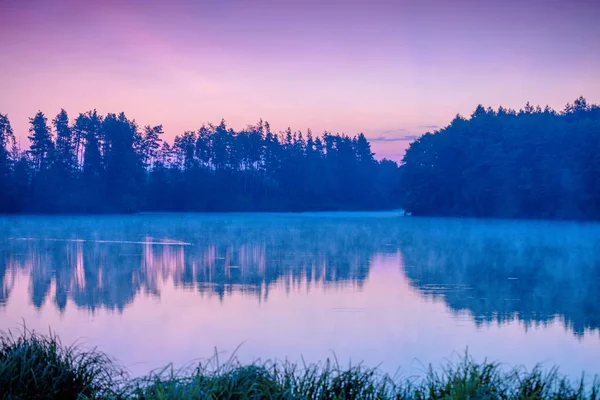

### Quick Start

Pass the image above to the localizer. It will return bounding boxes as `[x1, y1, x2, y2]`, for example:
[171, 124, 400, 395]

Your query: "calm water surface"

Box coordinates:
[1, 212, 600, 379]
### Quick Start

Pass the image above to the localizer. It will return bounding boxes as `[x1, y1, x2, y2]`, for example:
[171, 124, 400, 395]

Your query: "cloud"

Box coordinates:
[366, 128, 418, 143]
[419, 124, 440, 130]
[381, 128, 409, 135]
[368, 135, 418, 142]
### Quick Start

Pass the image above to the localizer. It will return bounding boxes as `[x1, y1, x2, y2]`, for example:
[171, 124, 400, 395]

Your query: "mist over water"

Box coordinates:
[1, 213, 599, 378]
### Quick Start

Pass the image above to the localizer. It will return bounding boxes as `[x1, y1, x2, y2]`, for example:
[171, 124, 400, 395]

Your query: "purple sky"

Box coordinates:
[1, 0, 599, 159]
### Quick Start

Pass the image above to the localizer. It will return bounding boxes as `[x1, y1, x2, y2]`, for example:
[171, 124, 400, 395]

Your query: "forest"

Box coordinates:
[401, 96, 600, 220]
[0, 111, 400, 213]
[1, 96, 599, 218]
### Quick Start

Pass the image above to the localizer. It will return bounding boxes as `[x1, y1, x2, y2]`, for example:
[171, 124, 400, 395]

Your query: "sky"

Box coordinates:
[1, 0, 599, 160]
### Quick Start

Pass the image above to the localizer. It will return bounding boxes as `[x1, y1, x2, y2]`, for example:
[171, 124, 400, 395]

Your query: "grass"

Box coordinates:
[0, 326, 126, 400]
[1, 328, 598, 399]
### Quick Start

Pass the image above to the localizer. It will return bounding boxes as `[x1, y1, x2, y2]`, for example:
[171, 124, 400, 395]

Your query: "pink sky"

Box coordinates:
[1, 0, 599, 160]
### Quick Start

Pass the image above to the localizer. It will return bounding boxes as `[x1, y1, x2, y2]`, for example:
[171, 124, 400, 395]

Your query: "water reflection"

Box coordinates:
[401, 218, 600, 337]
[1, 214, 600, 339]
[0, 214, 390, 312]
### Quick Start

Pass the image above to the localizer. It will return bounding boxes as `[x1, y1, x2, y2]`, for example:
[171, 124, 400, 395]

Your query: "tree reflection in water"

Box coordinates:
[1, 214, 600, 338]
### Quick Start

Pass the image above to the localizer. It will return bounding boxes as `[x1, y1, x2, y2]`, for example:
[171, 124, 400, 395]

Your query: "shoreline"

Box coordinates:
[2, 329, 599, 399]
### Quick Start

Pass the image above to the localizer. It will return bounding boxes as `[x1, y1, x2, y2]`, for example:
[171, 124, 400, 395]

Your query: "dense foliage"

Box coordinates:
[5, 96, 600, 217]
[1, 329, 599, 400]
[0, 111, 400, 213]
[401, 97, 600, 219]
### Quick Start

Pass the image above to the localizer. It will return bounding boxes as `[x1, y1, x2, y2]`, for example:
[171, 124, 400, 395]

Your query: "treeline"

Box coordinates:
[401, 96, 600, 220]
[5, 97, 598, 218]
[0, 111, 400, 213]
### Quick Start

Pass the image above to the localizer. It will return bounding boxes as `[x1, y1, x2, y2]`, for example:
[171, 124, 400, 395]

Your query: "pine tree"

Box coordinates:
[140, 125, 163, 169]
[0, 114, 15, 211]
[53, 109, 76, 173]
[28, 111, 54, 170]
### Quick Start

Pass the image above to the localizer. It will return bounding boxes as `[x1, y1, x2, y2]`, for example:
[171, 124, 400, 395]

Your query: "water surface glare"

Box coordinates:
[1, 212, 600, 379]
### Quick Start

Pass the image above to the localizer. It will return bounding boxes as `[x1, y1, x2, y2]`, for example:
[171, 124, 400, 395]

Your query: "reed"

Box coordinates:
[1, 328, 598, 400]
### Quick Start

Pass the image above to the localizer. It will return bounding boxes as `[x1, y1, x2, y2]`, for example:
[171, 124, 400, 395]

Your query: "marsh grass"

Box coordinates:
[1, 328, 599, 399]
[0, 326, 127, 400]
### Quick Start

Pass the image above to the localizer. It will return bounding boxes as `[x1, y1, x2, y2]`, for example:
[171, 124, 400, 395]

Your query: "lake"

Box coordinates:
[1, 212, 600, 380]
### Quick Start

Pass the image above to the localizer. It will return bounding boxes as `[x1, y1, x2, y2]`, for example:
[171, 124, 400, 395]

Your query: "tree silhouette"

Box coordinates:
[102, 113, 144, 212]
[28, 111, 54, 171]
[0, 114, 15, 211]
[139, 125, 163, 169]
[400, 97, 600, 220]
[52, 109, 76, 174]
[1, 107, 401, 213]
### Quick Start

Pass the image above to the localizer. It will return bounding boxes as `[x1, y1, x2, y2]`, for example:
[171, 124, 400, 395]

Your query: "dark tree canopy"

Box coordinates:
[400, 97, 600, 220]
[28, 111, 54, 171]
[0, 114, 15, 211]
[6, 97, 598, 218]
[0, 110, 400, 213]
